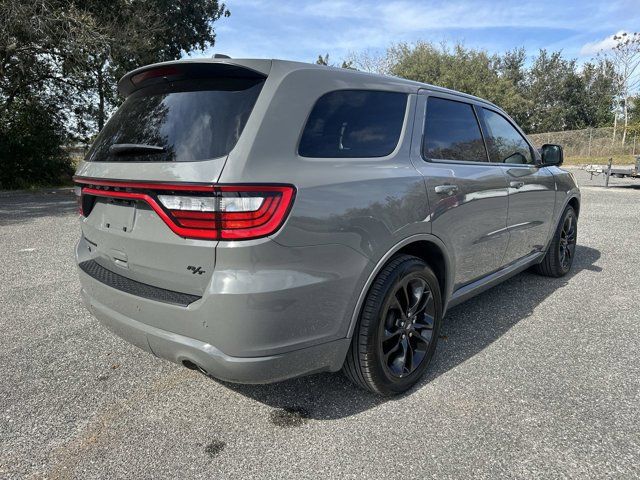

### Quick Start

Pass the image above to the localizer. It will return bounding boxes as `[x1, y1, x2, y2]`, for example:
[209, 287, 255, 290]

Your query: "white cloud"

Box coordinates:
[580, 30, 627, 55]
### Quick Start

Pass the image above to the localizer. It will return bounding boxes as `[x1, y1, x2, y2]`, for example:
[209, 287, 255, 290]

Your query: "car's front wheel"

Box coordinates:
[343, 254, 442, 396]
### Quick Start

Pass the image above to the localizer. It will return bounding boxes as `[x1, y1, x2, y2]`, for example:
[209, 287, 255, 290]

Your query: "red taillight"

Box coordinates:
[219, 185, 295, 240]
[73, 178, 295, 241]
[74, 186, 84, 216]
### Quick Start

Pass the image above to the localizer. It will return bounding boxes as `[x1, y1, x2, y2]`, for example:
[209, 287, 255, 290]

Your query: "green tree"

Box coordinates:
[1, 0, 229, 137]
[317, 42, 620, 135]
[0, 0, 107, 107]
[495, 48, 531, 130]
[388, 42, 530, 129]
[0, 0, 104, 188]
[525, 50, 592, 133]
[72, 0, 230, 134]
[0, 0, 229, 187]
[0, 97, 72, 189]
[315, 53, 354, 69]
[316, 53, 330, 66]
[629, 95, 640, 124]
[581, 58, 618, 127]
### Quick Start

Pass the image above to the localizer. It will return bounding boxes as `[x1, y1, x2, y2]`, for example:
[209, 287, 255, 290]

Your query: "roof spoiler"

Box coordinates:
[118, 60, 269, 97]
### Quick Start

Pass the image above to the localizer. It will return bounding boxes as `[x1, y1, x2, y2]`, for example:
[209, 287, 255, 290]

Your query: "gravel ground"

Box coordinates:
[1, 169, 639, 479]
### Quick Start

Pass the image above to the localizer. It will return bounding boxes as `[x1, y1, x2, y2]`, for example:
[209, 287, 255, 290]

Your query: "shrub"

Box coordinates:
[0, 99, 73, 190]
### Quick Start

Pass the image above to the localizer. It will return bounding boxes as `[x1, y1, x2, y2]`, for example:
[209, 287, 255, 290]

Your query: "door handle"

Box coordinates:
[434, 184, 459, 195]
[510, 181, 525, 189]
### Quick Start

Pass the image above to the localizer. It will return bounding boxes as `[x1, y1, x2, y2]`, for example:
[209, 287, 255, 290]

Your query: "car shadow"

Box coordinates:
[0, 190, 76, 226]
[218, 245, 602, 420]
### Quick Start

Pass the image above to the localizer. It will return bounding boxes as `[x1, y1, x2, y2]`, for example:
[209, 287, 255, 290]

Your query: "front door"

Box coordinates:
[478, 107, 556, 265]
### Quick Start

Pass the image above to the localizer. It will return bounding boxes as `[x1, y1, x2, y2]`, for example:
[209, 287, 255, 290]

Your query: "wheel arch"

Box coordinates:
[395, 241, 447, 303]
[567, 196, 580, 217]
[541, 192, 580, 260]
[346, 234, 453, 338]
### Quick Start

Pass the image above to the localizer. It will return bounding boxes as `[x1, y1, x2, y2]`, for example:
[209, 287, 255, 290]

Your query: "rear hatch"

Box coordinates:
[75, 61, 269, 297]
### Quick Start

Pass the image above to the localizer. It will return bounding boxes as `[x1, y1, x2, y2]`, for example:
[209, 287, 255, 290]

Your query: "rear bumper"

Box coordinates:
[76, 230, 370, 382]
[81, 287, 350, 383]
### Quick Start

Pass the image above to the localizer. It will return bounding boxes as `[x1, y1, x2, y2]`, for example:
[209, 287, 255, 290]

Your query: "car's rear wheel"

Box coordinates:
[534, 206, 577, 277]
[343, 254, 442, 396]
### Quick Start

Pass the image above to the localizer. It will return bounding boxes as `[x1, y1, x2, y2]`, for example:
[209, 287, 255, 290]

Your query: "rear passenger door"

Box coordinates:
[478, 107, 556, 265]
[411, 92, 510, 290]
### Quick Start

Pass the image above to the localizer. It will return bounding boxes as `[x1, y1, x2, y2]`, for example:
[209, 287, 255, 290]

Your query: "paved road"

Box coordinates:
[1, 170, 639, 479]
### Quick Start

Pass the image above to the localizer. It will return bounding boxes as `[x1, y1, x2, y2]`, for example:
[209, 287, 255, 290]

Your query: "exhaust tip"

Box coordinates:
[182, 360, 208, 376]
[182, 359, 198, 370]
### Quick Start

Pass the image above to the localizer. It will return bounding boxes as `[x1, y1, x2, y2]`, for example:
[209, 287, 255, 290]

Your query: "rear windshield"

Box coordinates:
[86, 78, 264, 162]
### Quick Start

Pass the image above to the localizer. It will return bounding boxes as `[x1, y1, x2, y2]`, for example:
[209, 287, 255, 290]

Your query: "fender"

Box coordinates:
[540, 191, 581, 256]
[346, 233, 453, 338]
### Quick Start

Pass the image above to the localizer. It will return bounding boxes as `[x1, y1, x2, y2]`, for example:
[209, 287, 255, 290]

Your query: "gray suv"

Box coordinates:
[74, 58, 580, 395]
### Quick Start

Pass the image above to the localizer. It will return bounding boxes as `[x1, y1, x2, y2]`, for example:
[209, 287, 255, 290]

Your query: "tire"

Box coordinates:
[343, 254, 442, 396]
[534, 206, 578, 277]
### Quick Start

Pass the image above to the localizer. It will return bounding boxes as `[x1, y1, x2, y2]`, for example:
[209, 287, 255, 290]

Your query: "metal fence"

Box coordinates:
[528, 127, 639, 158]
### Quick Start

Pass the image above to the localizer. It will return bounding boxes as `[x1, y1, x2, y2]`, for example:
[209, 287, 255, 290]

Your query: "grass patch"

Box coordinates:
[564, 155, 636, 166]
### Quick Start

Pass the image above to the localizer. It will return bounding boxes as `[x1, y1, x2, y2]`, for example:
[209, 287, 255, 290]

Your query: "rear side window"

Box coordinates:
[299, 90, 407, 158]
[423, 97, 487, 162]
[86, 78, 264, 162]
[482, 109, 533, 164]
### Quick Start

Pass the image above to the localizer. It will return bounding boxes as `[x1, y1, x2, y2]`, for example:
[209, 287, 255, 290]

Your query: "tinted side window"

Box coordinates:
[482, 109, 533, 164]
[423, 97, 487, 162]
[299, 90, 407, 158]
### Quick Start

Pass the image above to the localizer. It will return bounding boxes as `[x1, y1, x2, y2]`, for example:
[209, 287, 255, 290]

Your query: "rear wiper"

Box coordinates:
[109, 143, 166, 155]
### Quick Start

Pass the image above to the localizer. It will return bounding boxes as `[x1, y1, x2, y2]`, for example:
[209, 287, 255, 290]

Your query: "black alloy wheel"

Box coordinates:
[558, 212, 577, 271]
[534, 206, 578, 277]
[379, 275, 436, 378]
[343, 254, 442, 395]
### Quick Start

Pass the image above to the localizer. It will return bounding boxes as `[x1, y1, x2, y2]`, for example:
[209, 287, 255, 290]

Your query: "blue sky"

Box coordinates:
[191, 0, 640, 64]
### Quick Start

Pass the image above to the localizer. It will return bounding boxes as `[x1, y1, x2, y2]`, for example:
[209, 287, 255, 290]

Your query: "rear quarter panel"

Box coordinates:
[219, 66, 428, 260]
[217, 67, 430, 340]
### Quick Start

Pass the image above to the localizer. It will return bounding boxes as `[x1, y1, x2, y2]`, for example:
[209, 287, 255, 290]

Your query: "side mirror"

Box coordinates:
[540, 144, 563, 166]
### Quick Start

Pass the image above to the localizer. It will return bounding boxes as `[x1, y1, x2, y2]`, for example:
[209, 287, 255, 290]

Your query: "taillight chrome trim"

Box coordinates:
[73, 177, 296, 241]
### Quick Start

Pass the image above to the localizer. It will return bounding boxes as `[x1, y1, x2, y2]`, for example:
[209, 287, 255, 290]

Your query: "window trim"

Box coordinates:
[296, 88, 410, 161]
[478, 106, 540, 167]
[420, 94, 491, 165]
